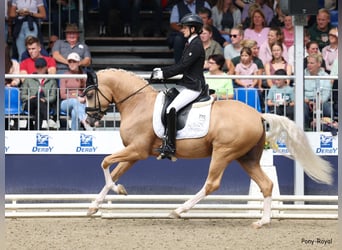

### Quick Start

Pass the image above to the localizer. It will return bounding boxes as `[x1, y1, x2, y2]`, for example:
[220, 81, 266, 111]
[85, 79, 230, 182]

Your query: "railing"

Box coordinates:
[5, 194, 338, 219]
[5, 73, 338, 132]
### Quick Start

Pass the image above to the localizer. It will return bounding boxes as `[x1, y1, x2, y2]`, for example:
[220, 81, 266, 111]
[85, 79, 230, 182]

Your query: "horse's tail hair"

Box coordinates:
[261, 113, 333, 185]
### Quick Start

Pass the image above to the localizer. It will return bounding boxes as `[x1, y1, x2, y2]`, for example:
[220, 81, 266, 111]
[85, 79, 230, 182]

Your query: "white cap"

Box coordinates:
[67, 52, 81, 62]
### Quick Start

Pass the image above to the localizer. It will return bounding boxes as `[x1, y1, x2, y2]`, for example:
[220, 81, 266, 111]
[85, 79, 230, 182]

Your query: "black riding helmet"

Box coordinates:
[179, 13, 203, 34]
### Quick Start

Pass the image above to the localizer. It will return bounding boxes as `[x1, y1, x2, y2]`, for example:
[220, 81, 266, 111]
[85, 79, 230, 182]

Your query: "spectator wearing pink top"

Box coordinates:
[322, 27, 338, 73]
[241, 0, 274, 26]
[282, 16, 294, 49]
[258, 26, 288, 66]
[234, 47, 259, 88]
[243, 8, 270, 47]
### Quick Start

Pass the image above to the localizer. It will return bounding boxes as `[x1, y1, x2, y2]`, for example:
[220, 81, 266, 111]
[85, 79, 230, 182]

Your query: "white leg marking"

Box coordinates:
[252, 196, 272, 229]
[173, 187, 206, 216]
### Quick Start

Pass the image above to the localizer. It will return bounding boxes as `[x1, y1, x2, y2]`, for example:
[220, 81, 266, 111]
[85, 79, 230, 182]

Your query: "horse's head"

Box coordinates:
[82, 69, 112, 126]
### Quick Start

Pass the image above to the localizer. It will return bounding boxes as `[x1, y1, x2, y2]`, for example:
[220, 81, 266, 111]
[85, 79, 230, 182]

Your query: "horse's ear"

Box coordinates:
[85, 68, 98, 88]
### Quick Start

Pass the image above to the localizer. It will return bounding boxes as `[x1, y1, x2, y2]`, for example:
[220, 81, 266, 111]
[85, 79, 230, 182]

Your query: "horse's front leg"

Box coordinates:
[87, 160, 136, 216]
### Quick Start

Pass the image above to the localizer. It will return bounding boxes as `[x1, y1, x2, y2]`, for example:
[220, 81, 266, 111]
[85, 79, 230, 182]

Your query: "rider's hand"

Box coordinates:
[152, 68, 163, 80]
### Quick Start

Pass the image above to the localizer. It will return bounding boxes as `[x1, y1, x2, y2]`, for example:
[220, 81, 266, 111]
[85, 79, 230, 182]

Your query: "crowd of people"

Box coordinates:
[4, 0, 339, 132]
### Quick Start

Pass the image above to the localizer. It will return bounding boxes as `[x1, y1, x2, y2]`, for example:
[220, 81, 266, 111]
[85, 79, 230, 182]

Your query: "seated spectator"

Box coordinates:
[330, 57, 338, 117]
[266, 69, 294, 120]
[259, 26, 288, 66]
[234, 47, 260, 88]
[264, 41, 292, 87]
[201, 24, 223, 70]
[60, 52, 90, 130]
[5, 44, 21, 87]
[46, 35, 59, 56]
[224, 25, 244, 71]
[52, 23, 91, 74]
[230, 39, 264, 77]
[211, 0, 242, 40]
[131, 0, 163, 37]
[304, 54, 332, 129]
[241, 0, 273, 27]
[308, 8, 333, 51]
[205, 54, 234, 100]
[198, 7, 229, 47]
[322, 27, 338, 73]
[303, 41, 327, 71]
[9, 0, 46, 61]
[243, 8, 270, 47]
[282, 15, 294, 49]
[269, 2, 285, 28]
[167, 0, 211, 63]
[20, 58, 58, 130]
[20, 36, 56, 78]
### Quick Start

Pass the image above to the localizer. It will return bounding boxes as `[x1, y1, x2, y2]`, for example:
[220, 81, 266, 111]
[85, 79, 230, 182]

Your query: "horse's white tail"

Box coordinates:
[261, 113, 333, 185]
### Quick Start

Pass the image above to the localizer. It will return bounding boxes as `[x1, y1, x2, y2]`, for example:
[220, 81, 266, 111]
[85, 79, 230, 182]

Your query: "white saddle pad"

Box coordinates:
[152, 92, 213, 139]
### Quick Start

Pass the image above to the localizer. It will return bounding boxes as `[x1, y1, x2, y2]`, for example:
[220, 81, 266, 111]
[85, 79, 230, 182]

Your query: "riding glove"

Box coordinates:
[152, 68, 163, 79]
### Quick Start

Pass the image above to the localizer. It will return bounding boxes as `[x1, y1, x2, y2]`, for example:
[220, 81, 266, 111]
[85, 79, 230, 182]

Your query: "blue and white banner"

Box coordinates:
[4, 131, 338, 155]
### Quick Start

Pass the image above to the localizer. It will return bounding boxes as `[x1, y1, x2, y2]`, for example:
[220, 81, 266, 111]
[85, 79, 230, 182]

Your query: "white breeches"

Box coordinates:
[166, 87, 201, 113]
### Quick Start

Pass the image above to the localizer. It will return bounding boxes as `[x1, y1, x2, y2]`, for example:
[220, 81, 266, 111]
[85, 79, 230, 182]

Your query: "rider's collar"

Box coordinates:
[188, 34, 198, 44]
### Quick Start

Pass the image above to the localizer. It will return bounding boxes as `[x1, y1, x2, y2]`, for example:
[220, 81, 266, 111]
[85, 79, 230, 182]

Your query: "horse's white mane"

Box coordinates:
[97, 68, 150, 86]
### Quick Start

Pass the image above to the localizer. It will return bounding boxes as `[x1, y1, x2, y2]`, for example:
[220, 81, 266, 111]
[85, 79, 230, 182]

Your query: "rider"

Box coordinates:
[152, 13, 206, 160]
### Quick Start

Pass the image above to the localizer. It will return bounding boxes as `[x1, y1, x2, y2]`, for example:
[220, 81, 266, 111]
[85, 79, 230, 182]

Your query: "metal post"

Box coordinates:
[293, 16, 306, 199]
[315, 79, 321, 130]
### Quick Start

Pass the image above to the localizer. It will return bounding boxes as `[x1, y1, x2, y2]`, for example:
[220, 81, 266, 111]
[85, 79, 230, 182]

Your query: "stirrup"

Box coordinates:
[155, 145, 177, 162]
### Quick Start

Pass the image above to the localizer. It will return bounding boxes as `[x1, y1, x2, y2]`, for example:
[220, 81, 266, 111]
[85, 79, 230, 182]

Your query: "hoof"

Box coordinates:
[87, 207, 99, 216]
[168, 210, 181, 219]
[251, 219, 270, 229]
[117, 184, 128, 195]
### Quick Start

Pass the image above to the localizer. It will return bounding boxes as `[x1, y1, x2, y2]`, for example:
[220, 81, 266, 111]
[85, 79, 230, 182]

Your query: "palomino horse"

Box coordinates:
[83, 69, 332, 228]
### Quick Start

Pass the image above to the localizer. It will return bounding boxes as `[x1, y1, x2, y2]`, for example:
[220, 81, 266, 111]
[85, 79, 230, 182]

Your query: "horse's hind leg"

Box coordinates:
[239, 157, 273, 229]
[170, 151, 229, 218]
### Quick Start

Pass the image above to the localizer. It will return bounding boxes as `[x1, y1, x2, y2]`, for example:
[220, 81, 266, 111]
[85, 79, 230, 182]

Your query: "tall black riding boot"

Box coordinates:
[156, 108, 177, 161]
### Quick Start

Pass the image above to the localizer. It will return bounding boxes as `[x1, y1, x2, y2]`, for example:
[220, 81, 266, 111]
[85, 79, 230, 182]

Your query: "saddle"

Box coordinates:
[160, 84, 210, 130]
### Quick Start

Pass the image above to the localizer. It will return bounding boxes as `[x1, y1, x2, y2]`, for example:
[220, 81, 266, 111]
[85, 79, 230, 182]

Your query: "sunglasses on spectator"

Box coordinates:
[68, 60, 78, 63]
[328, 34, 337, 37]
[207, 61, 217, 65]
[229, 34, 239, 38]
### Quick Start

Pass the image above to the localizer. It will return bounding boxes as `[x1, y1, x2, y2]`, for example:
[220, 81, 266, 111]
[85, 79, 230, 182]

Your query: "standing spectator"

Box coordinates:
[201, 24, 223, 70]
[258, 26, 288, 66]
[211, 0, 241, 40]
[234, 47, 259, 88]
[20, 58, 58, 130]
[241, 0, 273, 27]
[264, 41, 292, 87]
[167, 0, 211, 63]
[308, 8, 333, 51]
[224, 25, 244, 71]
[52, 23, 91, 74]
[282, 15, 294, 49]
[20, 36, 56, 76]
[304, 54, 332, 129]
[234, 0, 255, 10]
[205, 54, 234, 100]
[50, 0, 79, 38]
[5, 44, 21, 87]
[98, 0, 131, 36]
[243, 8, 270, 47]
[60, 52, 90, 130]
[131, 0, 163, 37]
[266, 69, 294, 120]
[322, 27, 338, 73]
[9, 0, 46, 61]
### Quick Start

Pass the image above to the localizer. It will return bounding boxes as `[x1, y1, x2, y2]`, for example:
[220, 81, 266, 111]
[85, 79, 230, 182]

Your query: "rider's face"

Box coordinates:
[181, 26, 191, 38]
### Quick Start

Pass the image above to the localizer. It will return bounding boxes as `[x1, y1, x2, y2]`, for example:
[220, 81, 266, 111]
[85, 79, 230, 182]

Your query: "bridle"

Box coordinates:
[82, 70, 150, 121]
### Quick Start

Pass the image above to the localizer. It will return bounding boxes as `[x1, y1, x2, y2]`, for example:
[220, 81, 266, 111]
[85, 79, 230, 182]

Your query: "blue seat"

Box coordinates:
[4, 87, 22, 115]
[234, 88, 261, 112]
[330, 10, 338, 27]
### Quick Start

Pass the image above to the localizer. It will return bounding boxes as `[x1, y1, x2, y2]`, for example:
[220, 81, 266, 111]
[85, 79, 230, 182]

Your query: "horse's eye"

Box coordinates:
[86, 93, 93, 99]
